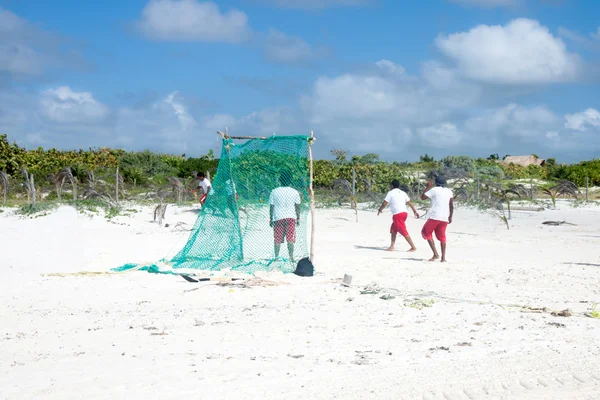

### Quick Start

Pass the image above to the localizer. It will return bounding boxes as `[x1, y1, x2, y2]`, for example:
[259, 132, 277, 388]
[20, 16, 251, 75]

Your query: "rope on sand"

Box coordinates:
[42, 263, 151, 277]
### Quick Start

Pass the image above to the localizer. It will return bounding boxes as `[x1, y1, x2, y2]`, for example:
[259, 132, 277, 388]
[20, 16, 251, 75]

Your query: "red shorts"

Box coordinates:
[390, 212, 408, 236]
[273, 218, 296, 244]
[200, 194, 207, 205]
[421, 219, 448, 243]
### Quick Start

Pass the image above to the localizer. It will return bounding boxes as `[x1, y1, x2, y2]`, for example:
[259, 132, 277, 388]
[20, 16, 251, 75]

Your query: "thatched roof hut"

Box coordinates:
[501, 155, 545, 167]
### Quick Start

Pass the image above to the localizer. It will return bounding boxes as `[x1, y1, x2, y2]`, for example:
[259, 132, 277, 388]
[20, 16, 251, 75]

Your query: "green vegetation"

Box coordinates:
[1, 133, 598, 213]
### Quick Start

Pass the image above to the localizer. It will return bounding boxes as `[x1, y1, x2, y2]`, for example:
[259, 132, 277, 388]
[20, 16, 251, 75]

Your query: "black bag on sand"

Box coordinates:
[294, 257, 314, 277]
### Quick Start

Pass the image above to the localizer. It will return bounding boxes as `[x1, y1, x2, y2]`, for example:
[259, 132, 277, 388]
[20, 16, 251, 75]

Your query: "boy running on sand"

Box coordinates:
[421, 175, 454, 262]
[378, 179, 420, 252]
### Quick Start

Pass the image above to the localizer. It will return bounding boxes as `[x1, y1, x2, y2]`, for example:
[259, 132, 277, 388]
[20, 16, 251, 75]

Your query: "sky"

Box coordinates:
[0, 0, 599, 162]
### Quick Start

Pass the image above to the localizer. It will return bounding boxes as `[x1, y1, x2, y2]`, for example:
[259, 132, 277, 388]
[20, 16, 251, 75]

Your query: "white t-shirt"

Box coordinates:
[384, 188, 410, 215]
[269, 187, 301, 222]
[225, 180, 236, 196]
[198, 178, 211, 194]
[424, 186, 453, 221]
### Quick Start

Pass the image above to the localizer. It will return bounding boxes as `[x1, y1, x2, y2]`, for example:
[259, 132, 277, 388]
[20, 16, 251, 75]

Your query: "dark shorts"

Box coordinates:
[273, 218, 296, 244]
[390, 212, 409, 236]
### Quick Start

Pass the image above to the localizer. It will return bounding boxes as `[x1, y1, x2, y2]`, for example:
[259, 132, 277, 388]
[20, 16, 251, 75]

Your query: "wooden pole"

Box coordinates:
[586, 177, 589, 202]
[352, 166, 356, 196]
[31, 174, 36, 207]
[530, 178, 534, 201]
[115, 167, 119, 204]
[309, 130, 316, 264]
[217, 130, 269, 140]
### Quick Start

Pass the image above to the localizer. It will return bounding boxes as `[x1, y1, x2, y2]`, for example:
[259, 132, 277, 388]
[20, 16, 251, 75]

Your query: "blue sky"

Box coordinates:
[1, 0, 599, 162]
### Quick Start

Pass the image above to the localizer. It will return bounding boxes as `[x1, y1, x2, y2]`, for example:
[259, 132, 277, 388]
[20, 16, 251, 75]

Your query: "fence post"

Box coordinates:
[115, 167, 119, 204]
[352, 166, 356, 196]
[207, 171, 211, 182]
[476, 175, 480, 202]
[31, 174, 36, 207]
[586, 177, 589, 202]
[417, 170, 421, 194]
[530, 178, 534, 201]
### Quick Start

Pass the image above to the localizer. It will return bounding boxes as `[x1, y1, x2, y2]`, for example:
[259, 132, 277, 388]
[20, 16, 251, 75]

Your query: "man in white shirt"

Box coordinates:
[377, 179, 420, 252]
[421, 175, 454, 262]
[197, 172, 211, 206]
[269, 171, 301, 262]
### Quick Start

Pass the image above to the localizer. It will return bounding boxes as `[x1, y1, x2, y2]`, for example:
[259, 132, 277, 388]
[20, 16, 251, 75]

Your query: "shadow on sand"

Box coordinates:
[354, 246, 425, 261]
[354, 245, 387, 252]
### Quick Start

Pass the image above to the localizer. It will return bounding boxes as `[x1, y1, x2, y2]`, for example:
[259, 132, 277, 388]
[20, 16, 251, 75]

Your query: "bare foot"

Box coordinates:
[407, 248, 417, 252]
[440, 259, 447, 263]
[428, 255, 439, 262]
[385, 247, 395, 252]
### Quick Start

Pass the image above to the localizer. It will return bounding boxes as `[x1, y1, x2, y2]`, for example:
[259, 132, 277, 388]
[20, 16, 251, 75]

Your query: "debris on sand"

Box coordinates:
[429, 346, 450, 352]
[551, 309, 572, 317]
[405, 298, 436, 310]
[542, 221, 577, 226]
[360, 283, 381, 295]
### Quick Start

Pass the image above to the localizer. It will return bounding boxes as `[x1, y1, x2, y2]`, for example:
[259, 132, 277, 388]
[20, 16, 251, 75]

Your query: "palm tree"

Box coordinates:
[542, 180, 580, 208]
[494, 187, 521, 221]
[48, 167, 77, 201]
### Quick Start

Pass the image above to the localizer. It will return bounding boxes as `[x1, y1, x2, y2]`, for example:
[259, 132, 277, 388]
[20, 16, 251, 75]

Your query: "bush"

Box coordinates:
[440, 156, 475, 176]
[476, 165, 505, 180]
[118, 150, 177, 177]
[177, 157, 219, 179]
[549, 160, 600, 186]
[500, 163, 527, 180]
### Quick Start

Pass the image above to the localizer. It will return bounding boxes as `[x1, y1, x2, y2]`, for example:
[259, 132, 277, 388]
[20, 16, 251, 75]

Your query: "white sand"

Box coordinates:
[1, 202, 600, 399]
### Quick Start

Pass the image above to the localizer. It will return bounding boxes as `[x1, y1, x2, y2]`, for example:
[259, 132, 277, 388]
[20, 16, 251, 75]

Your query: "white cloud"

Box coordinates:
[464, 104, 559, 147]
[164, 91, 196, 130]
[436, 19, 581, 84]
[417, 123, 462, 148]
[39, 86, 110, 123]
[305, 75, 399, 122]
[448, 0, 520, 7]
[0, 43, 44, 75]
[375, 59, 405, 75]
[136, 0, 250, 43]
[0, 7, 61, 76]
[115, 91, 200, 152]
[558, 26, 600, 52]
[256, 0, 373, 10]
[263, 29, 318, 64]
[564, 108, 600, 131]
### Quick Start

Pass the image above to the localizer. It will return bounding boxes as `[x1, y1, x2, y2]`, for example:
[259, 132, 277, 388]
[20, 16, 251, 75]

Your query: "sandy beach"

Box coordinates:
[1, 202, 600, 399]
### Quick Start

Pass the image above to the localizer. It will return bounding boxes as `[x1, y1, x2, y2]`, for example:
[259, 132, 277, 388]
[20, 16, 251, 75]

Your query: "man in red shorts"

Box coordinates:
[269, 172, 301, 262]
[421, 175, 454, 262]
[197, 172, 211, 206]
[377, 179, 420, 252]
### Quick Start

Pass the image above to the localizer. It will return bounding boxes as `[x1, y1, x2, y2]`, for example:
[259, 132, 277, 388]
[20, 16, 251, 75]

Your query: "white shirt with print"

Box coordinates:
[424, 186, 453, 221]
